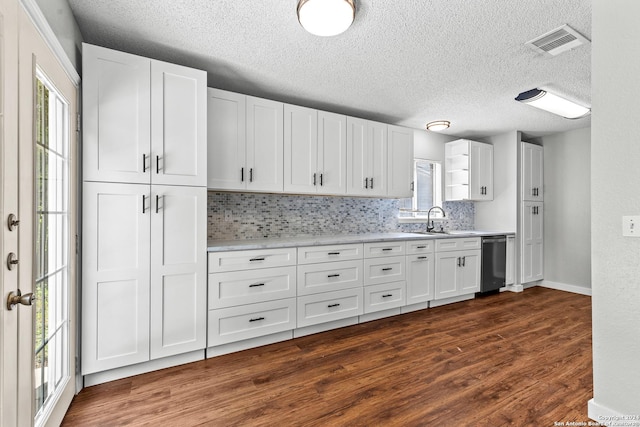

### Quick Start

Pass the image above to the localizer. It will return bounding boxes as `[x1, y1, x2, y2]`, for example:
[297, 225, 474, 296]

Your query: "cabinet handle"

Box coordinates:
[249, 283, 265, 288]
[382, 294, 393, 298]
[417, 246, 426, 249]
[457, 257, 461, 267]
[327, 274, 341, 278]
[142, 154, 147, 173]
[411, 181, 415, 191]
[249, 168, 253, 183]
[364, 177, 369, 189]
[328, 252, 341, 255]
[156, 155, 160, 174]
[418, 256, 428, 260]
[320, 173, 323, 186]
[249, 317, 265, 322]
[155, 194, 160, 213]
[382, 267, 393, 271]
[249, 257, 265, 262]
[313, 173, 317, 186]
[327, 303, 340, 308]
[382, 248, 393, 251]
[142, 194, 146, 214]
[241, 167, 244, 182]
[462, 256, 466, 267]
[370, 177, 374, 189]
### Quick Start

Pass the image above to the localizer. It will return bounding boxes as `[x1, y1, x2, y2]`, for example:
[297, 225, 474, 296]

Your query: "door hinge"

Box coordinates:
[76, 112, 81, 133]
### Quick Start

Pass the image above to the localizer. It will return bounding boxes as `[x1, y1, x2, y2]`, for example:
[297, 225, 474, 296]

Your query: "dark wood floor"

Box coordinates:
[63, 287, 593, 426]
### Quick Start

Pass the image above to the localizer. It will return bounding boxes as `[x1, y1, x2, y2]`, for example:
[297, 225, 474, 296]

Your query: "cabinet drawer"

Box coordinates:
[208, 298, 296, 346]
[297, 288, 363, 328]
[364, 241, 406, 258]
[208, 247, 296, 273]
[435, 237, 481, 252]
[297, 244, 363, 264]
[406, 240, 435, 254]
[208, 266, 296, 309]
[363, 281, 406, 314]
[364, 256, 406, 285]
[297, 260, 363, 296]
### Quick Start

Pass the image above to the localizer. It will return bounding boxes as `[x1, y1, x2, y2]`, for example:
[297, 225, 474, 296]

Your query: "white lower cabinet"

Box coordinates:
[363, 281, 406, 313]
[506, 235, 516, 286]
[521, 202, 544, 283]
[297, 288, 364, 328]
[434, 238, 481, 300]
[297, 260, 363, 296]
[406, 253, 435, 304]
[82, 182, 207, 374]
[208, 298, 297, 346]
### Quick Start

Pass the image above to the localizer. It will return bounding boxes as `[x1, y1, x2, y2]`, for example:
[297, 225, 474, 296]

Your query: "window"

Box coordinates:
[399, 159, 442, 219]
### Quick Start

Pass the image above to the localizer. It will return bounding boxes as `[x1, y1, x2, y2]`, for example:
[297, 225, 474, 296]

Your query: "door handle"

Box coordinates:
[249, 168, 253, 183]
[365, 177, 369, 189]
[156, 155, 160, 174]
[313, 173, 317, 186]
[6, 289, 35, 310]
[370, 177, 374, 189]
[6, 252, 19, 271]
[7, 214, 19, 231]
[320, 173, 323, 186]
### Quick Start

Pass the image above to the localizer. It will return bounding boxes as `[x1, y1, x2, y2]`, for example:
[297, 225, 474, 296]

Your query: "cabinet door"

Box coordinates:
[318, 111, 347, 195]
[346, 117, 369, 196]
[521, 202, 544, 283]
[387, 125, 414, 198]
[207, 88, 246, 190]
[82, 182, 150, 374]
[506, 236, 515, 286]
[406, 254, 435, 304]
[469, 142, 493, 200]
[83, 44, 150, 184]
[368, 121, 388, 197]
[150, 185, 207, 359]
[284, 104, 318, 193]
[459, 250, 481, 294]
[151, 61, 207, 187]
[247, 96, 284, 192]
[522, 142, 544, 201]
[434, 252, 459, 300]
[480, 143, 494, 200]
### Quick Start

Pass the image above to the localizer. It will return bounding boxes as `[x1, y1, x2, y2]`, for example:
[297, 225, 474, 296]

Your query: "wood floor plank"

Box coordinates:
[63, 287, 594, 426]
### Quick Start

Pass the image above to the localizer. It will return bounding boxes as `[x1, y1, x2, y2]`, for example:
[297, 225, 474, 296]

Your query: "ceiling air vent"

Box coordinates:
[525, 24, 590, 56]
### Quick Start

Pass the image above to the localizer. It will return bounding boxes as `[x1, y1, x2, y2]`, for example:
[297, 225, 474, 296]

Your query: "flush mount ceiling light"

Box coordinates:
[426, 120, 451, 132]
[297, 0, 355, 37]
[515, 89, 590, 119]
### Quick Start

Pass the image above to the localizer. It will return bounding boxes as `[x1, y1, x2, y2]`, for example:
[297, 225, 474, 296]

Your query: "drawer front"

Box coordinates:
[364, 256, 406, 286]
[435, 237, 481, 253]
[208, 247, 296, 273]
[208, 298, 296, 346]
[297, 244, 363, 264]
[208, 266, 296, 309]
[363, 281, 406, 314]
[297, 288, 363, 328]
[364, 241, 406, 258]
[297, 260, 363, 296]
[406, 239, 435, 255]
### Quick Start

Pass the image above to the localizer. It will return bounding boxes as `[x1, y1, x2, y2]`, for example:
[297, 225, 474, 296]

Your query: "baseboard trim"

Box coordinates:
[588, 398, 626, 425]
[540, 280, 592, 296]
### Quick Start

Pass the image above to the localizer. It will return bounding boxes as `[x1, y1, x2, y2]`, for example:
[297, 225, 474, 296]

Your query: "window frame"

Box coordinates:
[399, 158, 443, 222]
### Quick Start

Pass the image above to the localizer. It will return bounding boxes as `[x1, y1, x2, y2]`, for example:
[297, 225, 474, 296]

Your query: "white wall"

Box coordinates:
[34, 0, 83, 71]
[538, 127, 591, 290]
[413, 128, 456, 161]
[475, 131, 519, 232]
[589, 0, 640, 418]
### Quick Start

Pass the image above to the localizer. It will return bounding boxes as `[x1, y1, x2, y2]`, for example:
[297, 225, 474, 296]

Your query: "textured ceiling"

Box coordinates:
[66, 0, 591, 139]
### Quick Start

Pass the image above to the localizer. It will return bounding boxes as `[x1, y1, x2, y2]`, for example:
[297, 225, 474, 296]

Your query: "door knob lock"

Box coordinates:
[6, 289, 35, 311]
[6, 252, 18, 270]
[7, 214, 19, 231]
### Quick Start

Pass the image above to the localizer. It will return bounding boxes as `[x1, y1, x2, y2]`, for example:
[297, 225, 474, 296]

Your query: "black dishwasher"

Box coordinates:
[480, 235, 507, 293]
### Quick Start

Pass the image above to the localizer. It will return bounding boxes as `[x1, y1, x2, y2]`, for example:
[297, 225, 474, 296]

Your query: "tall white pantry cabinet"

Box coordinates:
[520, 142, 544, 283]
[81, 44, 208, 376]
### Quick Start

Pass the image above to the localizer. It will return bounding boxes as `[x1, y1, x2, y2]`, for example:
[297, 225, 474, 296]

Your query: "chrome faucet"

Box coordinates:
[426, 206, 446, 232]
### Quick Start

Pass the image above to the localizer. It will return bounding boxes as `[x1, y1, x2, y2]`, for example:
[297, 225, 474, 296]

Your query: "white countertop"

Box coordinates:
[207, 231, 515, 252]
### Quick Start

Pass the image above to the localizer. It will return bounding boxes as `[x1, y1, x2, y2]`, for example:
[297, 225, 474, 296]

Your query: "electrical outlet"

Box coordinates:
[224, 210, 232, 222]
[622, 216, 640, 237]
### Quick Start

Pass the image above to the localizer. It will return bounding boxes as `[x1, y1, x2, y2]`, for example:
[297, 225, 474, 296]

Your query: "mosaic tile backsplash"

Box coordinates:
[208, 192, 474, 240]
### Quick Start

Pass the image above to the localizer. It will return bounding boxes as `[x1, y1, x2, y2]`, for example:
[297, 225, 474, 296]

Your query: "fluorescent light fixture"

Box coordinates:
[297, 0, 355, 37]
[515, 88, 590, 119]
[426, 120, 451, 132]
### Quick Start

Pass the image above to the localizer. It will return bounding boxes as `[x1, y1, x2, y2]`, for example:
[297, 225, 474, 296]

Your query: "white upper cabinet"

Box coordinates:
[521, 142, 544, 201]
[347, 117, 387, 197]
[387, 125, 414, 198]
[284, 105, 347, 195]
[83, 44, 150, 184]
[207, 90, 284, 192]
[83, 43, 207, 186]
[445, 139, 493, 201]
